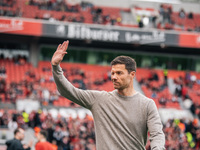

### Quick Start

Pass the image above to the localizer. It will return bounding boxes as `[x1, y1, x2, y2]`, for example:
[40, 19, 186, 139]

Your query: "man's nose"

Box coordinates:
[112, 74, 117, 80]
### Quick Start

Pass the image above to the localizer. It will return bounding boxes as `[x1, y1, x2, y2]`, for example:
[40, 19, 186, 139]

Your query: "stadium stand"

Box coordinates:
[1, 55, 200, 110]
[0, 0, 200, 32]
[0, 57, 112, 107]
[167, 70, 200, 119]
[137, 68, 181, 109]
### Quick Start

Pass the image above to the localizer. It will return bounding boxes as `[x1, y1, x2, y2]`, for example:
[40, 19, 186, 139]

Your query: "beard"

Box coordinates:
[113, 82, 127, 90]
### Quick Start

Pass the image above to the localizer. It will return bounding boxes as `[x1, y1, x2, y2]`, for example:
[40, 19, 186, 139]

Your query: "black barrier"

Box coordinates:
[42, 23, 179, 47]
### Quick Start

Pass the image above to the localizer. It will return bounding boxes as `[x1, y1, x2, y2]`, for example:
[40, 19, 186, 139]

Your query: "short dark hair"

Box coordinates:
[40, 130, 48, 139]
[111, 56, 136, 73]
[14, 128, 20, 135]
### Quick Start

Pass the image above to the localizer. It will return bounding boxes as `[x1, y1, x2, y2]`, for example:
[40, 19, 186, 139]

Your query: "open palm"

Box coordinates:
[51, 41, 69, 65]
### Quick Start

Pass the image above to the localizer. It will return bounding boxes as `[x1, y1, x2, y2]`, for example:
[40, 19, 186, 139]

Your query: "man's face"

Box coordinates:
[18, 129, 25, 141]
[111, 64, 134, 90]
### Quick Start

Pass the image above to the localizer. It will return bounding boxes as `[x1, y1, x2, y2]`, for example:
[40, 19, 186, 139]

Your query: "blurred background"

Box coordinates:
[0, 0, 200, 149]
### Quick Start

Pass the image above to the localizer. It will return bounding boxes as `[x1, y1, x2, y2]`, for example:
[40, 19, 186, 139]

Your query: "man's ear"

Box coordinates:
[130, 71, 136, 78]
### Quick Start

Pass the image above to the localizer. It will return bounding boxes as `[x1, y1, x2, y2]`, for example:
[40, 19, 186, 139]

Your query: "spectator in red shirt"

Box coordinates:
[181, 85, 188, 98]
[35, 130, 54, 150]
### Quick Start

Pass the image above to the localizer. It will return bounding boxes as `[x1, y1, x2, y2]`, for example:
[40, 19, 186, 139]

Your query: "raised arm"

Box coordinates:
[147, 100, 165, 150]
[51, 41, 100, 109]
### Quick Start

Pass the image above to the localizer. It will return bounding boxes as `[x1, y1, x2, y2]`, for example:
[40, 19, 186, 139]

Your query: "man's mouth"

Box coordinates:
[113, 82, 119, 85]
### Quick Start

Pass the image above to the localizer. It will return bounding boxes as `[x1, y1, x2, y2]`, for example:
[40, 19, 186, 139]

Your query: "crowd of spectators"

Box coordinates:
[29, 0, 80, 13]
[0, 55, 53, 104]
[138, 68, 200, 112]
[0, 0, 15, 7]
[0, 7, 23, 17]
[178, 8, 194, 20]
[136, 4, 172, 29]
[159, 4, 173, 27]
[0, 55, 200, 149]
[177, 8, 200, 32]
[0, 56, 111, 107]
[1, 109, 200, 149]
[0, 0, 120, 27]
[138, 69, 179, 107]
[3, 54, 199, 112]
[91, 7, 121, 26]
[0, 66, 6, 78]
[136, 4, 200, 32]
[173, 72, 200, 120]
[162, 118, 200, 150]
[0, 0, 23, 17]
[29, 0, 86, 23]
[0, 109, 96, 150]
[31, 0, 120, 25]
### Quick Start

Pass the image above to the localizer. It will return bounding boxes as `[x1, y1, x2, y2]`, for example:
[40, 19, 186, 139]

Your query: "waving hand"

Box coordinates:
[51, 40, 69, 65]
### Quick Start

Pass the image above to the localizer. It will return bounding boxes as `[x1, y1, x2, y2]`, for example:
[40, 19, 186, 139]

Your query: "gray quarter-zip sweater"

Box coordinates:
[52, 64, 165, 150]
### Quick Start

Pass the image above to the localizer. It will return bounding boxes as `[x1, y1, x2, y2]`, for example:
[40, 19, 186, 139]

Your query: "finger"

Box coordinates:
[60, 41, 65, 49]
[64, 40, 69, 51]
[61, 52, 67, 57]
[56, 44, 61, 51]
[61, 41, 68, 52]
[62, 52, 68, 56]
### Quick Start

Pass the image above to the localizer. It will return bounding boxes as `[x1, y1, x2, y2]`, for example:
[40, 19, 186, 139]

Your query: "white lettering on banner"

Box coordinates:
[56, 25, 66, 36]
[0, 19, 23, 33]
[68, 24, 120, 41]
[125, 31, 165, 44]
[11, 19, 23, 26]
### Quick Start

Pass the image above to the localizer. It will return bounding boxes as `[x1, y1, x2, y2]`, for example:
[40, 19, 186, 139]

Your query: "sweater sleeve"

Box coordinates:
[147, 100, 165, 150]
[52, 64, 101, 109]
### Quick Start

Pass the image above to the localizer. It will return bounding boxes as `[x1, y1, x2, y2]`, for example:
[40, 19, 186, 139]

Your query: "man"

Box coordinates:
[35, 130, 54, 150]
[51, 41, 165, 150]
[6, 128, 32, 150]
